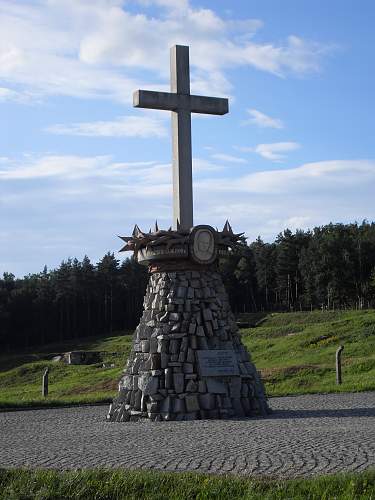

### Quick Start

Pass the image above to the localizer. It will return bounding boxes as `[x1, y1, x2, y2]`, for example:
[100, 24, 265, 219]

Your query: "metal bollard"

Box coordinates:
[336, 345, 344, 385]
[42, 367, 49, 397]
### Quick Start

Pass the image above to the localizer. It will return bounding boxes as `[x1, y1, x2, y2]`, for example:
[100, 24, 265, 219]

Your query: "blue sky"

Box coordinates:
[1, 0, 374, 277]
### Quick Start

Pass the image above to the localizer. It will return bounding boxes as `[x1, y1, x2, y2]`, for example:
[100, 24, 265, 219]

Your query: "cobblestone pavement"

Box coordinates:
[1, 392, 374, 477]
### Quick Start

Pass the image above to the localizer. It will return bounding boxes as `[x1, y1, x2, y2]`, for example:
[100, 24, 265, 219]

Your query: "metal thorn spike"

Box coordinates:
[133, 224, 144, 238]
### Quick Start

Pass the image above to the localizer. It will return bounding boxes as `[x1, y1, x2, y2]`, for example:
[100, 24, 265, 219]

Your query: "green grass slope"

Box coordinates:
[1, 468, 374, 500]
[0, 334, 132, 408]
[0, 309, 374, 408]
[241, 309, 375, 396]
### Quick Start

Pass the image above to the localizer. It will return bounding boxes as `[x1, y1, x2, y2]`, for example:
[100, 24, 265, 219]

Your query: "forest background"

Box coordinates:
[2, 221, 375, 350]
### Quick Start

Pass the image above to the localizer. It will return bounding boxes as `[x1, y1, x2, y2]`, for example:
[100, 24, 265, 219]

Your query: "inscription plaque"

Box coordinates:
[197, 350, 239, 376]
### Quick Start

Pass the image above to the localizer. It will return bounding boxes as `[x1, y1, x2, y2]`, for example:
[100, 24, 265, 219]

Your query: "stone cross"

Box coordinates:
[133, 45, 229, 230]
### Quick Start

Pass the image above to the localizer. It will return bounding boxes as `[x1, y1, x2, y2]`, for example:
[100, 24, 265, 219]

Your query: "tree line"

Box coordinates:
[1, 221, 375, 350]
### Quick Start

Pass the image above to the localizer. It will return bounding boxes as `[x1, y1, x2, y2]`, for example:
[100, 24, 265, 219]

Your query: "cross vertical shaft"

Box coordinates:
[171, 46, 193, 230]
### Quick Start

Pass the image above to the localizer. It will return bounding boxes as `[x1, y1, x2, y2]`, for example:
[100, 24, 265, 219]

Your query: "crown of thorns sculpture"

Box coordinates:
[119, 220, 245, 260]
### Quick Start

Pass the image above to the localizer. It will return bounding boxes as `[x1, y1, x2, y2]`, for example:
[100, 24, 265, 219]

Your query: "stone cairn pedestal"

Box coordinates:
[107, 222, 269, 422]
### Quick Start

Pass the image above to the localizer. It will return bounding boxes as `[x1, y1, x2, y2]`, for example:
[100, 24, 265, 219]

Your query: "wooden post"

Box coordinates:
[336, 345, 344, 385]
[42, 367, 49, 397]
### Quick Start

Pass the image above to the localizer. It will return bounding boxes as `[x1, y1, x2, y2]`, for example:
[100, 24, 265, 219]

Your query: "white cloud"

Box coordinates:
[236, 35, 329, 76]
[0, 0, 334, 103]
[0, 86, 35, 103]
[0, 153, 226, 183]
[2, 154, 374, 275]
[193, 158, 224, 172]
[211, 153, 247, 164]
[244, 108, 284, 129]
[193, 159, 375, 238]
[46, 115, 168, 138]
[238, 142, 301, 161]
[0, 155, 113, 180]
[254, 142, 301, 161]
[196, 160, 375, 195]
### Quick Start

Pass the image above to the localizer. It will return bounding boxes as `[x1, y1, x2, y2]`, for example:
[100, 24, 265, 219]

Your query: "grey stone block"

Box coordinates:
[186, 379, 197, 392]
[134, 390, 142, 411]
[161, 353, 169, 368]
[185, 394, 200, 412]
[229, 377, 242, 398]
[150, 354, 160, 370]
[204, 321, 213, 337]
[160, 396, 171, 413]
[178, 351, 186, 363]
[147, 401, 160, 413]
[222, 396, 232, 409]
[157, 339, 168, 353]
[188, 323, 196, 334]
[206, 378, 227, 394]
[150, 338, 158, 353]
[198, 380, 207, 393]
[183, 363, 194, 374]
[173, 398, 186, 413]
[165, 368, 172, 389]
[232, 397, 245, 417]
[197, 337, 208, 349]
[189, 336, 197, 349]
[199, 393, 215, 410]
[196, 326, 205, 336]
[120, 375, 133, 390]
[186, 348, 195, 363]
[169, 339, 180, 354]
[138, 375, 159, 395]
[173, 373, 185, 393]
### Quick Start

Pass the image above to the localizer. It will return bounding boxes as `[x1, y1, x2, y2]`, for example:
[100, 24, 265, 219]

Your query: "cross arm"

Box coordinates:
[133, 90, 178, 111]
[134, 89, 228, 116]
[190, 95, 228, 115]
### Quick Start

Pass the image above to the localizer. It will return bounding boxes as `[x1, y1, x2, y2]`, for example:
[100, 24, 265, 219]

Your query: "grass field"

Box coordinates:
[242, 309, 375, 396]
[0, 468, 374, 500]
[0, 309, 374, 408]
